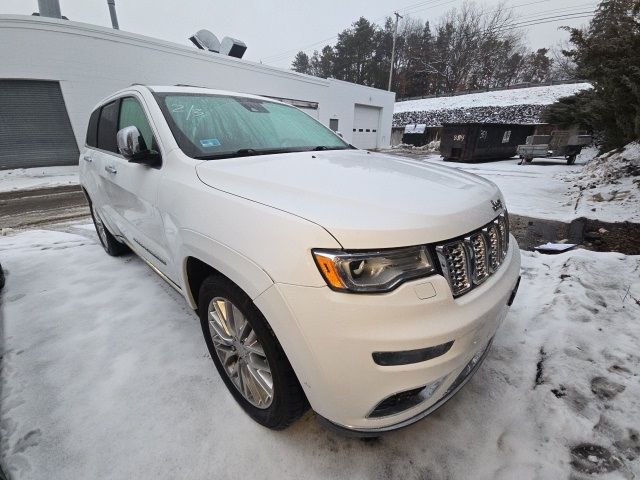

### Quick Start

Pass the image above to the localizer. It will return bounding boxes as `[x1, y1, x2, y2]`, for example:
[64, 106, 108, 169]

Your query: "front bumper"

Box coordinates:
[254, 236, 521, 432]
[318, 336, 495, 436]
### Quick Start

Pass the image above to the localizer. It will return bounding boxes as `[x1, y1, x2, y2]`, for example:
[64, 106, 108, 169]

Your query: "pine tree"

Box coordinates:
[291, 52, 311, 74]
[545, 0, 640, 149]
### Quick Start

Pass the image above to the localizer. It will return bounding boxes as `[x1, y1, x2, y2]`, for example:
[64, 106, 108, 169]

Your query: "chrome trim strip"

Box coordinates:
[133, 237, 167, 265]
[118, 236, 182, 293]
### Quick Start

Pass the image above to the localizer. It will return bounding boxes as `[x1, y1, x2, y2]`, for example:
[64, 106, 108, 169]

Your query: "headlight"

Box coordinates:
[312, 246, 435, 293]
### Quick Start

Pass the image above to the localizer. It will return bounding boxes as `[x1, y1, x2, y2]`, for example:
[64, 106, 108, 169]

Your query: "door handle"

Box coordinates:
[104, 165, 117, 174]
[82, 154, 92, 163]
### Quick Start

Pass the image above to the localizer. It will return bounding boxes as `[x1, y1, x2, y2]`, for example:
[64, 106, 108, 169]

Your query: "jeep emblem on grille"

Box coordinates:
[491, 199, 503, 211]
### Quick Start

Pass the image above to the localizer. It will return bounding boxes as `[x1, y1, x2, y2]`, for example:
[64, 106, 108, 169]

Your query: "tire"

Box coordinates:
[524, 157, 533, 163]
[198, 275, 308, 429]
[90, 203, 129, 256]
[567, 154, 577, 165]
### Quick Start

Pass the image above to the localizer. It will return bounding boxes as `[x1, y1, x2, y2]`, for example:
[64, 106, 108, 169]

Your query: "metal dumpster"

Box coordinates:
[402, 124, 441, 147]
[440, 123, 536, 162]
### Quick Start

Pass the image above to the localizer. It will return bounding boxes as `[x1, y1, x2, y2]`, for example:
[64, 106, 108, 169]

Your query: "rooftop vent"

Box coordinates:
[189, 30, 247, 59]
[189, 30, 221, 53]
[220, 37, 247, 58]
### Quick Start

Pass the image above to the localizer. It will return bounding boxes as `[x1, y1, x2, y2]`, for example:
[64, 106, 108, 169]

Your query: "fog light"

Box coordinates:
[368, 377, 446, 418]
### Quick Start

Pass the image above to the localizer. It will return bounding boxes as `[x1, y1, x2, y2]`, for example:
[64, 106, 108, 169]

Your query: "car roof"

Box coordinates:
[146, 85, 277, 102]
[93, 85, 286, 112]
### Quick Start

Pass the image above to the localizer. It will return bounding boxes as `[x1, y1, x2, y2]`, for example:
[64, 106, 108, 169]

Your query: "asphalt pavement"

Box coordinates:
[0, 185, 89, 229]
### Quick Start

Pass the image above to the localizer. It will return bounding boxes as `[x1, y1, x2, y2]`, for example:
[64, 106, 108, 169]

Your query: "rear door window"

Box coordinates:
[97, 100, 120, 153]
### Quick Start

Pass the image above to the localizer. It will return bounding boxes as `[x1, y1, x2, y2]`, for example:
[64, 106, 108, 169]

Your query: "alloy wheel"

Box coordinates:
[207, 297, 273, 408]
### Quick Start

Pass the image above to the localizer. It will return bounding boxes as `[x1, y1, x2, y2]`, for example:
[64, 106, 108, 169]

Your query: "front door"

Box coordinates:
[96, 95, 174, 280]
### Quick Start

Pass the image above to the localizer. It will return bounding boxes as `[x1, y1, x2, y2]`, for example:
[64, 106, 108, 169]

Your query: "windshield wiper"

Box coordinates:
[194, 148, 289, 160]
[311, 146, 348, 151]
[194, 145, 349, 160]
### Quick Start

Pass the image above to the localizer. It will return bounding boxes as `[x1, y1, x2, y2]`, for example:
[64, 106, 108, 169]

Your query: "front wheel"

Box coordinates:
[198, 275, 308, 429]
[566, 154, 577, 165]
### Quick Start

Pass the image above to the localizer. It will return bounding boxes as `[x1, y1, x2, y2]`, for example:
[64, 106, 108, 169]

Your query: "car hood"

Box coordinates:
[195, 150, 504, 248]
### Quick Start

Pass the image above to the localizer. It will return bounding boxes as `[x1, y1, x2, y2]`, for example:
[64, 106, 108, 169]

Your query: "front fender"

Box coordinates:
[178, 228, 274, 308]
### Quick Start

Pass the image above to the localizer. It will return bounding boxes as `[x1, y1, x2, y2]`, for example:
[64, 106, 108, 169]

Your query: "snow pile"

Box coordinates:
[565, 142, 640, 222]
[1, 228, 639, 478]
[0, 166, 78, 193]
[391, 140, 440, 152]
[394, 82, 593, 114]
[576, 143, 640, 186]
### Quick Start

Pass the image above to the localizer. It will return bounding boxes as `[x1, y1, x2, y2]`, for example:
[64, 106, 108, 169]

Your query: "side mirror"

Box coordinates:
[336, 131, 344, 139]
[117, 126, 161, 166]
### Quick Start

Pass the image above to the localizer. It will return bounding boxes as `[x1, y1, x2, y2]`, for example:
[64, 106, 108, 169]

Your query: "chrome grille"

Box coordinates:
[469, 233, 489, 283]
[436, 242, 472, 296]
[436, 212, 510, 298]
[485, 223, 501, 272]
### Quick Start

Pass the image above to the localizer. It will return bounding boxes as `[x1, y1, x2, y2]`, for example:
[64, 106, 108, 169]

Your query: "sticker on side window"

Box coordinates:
[200, 138, 221, 148]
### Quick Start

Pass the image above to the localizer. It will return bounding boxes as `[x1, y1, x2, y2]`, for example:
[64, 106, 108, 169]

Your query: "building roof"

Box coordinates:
[394, 83, 593, 114]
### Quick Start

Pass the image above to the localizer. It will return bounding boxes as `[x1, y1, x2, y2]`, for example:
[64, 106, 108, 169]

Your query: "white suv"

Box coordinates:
[79, 85, 521, 435]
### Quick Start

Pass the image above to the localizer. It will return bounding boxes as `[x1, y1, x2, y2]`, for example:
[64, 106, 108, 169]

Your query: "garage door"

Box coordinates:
[0, 80, 79, 170]
[352, 104, 381, 150]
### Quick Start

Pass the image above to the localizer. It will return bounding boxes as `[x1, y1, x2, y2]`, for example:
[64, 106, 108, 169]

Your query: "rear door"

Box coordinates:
[92, 99, 122, 232]
[96, 95, 174, 279]
[80, 107, 102, 205]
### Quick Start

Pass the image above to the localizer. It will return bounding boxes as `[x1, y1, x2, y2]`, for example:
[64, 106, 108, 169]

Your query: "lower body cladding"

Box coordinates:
[254, 236, 521, 434]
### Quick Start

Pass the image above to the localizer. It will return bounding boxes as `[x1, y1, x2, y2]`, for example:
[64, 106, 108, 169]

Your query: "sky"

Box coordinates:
[1, 0, 598, 68]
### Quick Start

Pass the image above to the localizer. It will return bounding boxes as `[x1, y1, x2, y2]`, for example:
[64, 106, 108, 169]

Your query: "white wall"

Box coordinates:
[0, 15, 395, 151]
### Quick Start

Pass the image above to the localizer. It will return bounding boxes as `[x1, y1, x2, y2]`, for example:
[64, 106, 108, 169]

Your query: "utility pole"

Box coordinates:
[388, 11, 403, 91]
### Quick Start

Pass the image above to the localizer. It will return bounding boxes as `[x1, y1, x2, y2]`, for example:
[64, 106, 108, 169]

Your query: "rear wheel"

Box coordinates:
[90, 204, 129, 256]
[198, 275, 307, 429]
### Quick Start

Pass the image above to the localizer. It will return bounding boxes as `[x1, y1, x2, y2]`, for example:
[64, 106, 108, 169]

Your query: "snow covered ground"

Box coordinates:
[394, 83, 593, 114]
[389, 147, 639, 224]
[0, 166, 78, 193]
[1, 227, 639, 479]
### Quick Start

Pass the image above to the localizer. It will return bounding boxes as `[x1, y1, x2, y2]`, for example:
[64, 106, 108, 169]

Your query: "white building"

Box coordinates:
[0, 15, 395, 169]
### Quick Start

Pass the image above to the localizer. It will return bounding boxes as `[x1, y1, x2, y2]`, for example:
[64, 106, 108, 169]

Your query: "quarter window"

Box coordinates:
[86, 108, 100, 147]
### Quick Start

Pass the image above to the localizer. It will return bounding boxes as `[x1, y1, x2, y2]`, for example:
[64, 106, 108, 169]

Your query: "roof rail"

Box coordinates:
[174, 83, 210, 89]
[129, 83, 154, 92]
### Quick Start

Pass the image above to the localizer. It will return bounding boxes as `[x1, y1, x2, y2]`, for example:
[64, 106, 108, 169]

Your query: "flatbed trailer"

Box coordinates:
[517, 131, 592, 165]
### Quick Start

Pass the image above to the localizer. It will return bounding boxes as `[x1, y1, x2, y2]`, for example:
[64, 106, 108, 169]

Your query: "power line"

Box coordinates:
[519, 2, 597, 14]
[489, 11, 595, 32]
[262, 0, 596, 65]
[504, 13, 594, 30]
[515, 4, 597, 22]
[261, 0, 461, 63]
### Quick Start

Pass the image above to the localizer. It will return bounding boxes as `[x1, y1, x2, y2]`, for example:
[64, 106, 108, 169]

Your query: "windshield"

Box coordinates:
[154, 93, 350, 159]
